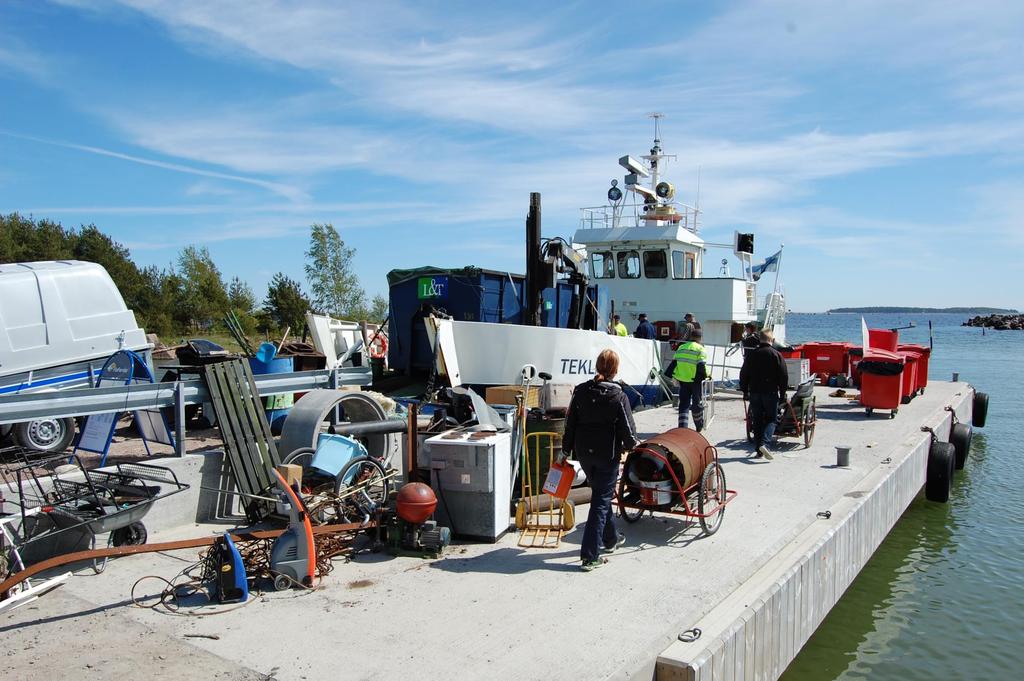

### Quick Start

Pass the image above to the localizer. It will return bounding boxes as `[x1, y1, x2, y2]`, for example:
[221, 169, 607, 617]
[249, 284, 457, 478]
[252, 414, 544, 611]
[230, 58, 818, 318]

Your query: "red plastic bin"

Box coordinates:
[897, 351, 918, 404]
[859, 349, 904, 418]
[868, 328, 899, 352]
[897, 344, 930, 394]
[803, 342, 850, 384]
[848, 346, 863, 388]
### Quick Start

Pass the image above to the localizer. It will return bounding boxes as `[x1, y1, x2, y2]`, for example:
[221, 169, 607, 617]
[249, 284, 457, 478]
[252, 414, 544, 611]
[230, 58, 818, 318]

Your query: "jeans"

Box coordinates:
[677, 381, 704, 431]
[579, 459, 619, 562]
[748, 391, 780, 448]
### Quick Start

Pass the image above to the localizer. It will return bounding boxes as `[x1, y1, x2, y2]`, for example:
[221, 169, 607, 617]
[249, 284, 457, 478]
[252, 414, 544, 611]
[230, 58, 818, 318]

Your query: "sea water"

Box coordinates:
[779, 313, 1024, 679]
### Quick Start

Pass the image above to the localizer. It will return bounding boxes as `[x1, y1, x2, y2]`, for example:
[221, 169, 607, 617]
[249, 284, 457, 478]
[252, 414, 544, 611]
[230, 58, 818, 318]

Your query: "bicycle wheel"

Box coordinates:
[697, 463, 727, 536]
[616, 475, 646, 523]
[336, 457, 392, 520]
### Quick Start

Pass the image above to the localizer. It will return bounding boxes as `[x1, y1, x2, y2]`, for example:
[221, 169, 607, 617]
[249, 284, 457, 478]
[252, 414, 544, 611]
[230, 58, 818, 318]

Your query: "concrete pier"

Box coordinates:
[3, 381, 975, 681]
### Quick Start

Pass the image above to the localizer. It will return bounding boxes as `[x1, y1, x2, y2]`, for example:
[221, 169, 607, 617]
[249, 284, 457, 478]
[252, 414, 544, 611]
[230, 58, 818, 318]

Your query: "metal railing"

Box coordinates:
[578, 202, 700, 234]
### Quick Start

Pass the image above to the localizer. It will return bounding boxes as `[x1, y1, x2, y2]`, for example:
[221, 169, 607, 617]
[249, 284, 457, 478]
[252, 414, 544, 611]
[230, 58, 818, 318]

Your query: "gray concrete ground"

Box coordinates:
[3, 383, 968, 681]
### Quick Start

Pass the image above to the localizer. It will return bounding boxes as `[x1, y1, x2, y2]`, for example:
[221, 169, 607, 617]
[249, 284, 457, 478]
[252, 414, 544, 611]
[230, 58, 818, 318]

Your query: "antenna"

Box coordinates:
[648, 112, 664, 144]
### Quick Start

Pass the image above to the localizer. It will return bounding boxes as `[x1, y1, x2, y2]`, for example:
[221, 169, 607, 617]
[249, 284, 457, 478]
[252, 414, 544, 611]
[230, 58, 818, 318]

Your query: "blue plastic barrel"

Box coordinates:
[248, 342, 294, 434]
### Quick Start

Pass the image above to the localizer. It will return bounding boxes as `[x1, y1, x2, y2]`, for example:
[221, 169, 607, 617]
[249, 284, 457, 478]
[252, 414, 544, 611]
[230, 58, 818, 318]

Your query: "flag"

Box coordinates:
[750, 249, 782, 280]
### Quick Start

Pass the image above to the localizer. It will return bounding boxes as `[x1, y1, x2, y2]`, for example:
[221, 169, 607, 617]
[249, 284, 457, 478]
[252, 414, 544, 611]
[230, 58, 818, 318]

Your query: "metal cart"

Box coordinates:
[1, 450, 189, 581]
[743, 378, 818, 449]
[616, 430, 737, 536]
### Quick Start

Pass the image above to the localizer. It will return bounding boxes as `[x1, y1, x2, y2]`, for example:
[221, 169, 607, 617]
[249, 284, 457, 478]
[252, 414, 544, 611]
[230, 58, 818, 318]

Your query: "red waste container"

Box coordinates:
[778, 345, 802, 360]
[897, 344, 930, 394]
[859, 349, 904, 418]
[897, 351, 918, 404]
[803, 342, 850, 384]
[868, 328, 899, 352]
[848, 346, 863, 388]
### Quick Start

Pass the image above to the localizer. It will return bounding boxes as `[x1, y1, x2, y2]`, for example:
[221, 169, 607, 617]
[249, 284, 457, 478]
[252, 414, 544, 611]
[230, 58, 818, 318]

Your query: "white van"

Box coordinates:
[0, 261, 150, 451]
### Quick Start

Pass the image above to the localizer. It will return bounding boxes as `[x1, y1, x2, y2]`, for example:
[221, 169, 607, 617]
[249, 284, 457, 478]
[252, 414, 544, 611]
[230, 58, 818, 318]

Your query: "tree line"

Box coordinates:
[0, 213, 387, 339]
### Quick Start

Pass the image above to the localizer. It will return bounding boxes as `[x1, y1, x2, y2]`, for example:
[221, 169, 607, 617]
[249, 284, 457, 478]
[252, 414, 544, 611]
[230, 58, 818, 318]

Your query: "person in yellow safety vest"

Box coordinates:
[663, 328, 708, 431]
[610, 314, 628, 336]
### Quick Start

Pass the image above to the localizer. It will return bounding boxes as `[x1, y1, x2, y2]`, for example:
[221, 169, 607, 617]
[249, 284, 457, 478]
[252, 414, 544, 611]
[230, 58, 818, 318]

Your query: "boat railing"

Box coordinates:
[579, 202, 700, 233]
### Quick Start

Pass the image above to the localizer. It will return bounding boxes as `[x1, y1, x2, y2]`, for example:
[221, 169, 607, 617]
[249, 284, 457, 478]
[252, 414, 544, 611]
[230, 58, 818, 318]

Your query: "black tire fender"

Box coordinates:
[925, 441, 955, 503]
[950, 423, 972, 470]
[972, 392, 989, 428]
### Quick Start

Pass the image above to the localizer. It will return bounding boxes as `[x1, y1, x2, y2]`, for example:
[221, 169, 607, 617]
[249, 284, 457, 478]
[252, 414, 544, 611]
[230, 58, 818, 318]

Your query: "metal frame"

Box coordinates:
[0, 367, 372, 456]
[617, 444, 737, 525]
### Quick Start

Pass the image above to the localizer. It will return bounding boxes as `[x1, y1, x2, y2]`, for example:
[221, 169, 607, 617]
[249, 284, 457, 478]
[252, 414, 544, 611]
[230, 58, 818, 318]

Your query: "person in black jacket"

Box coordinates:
[740, 322, 759, 357]
[633, 313, 657, 339]
[739, 330, 789, 460]
[561, 349, 638, 571]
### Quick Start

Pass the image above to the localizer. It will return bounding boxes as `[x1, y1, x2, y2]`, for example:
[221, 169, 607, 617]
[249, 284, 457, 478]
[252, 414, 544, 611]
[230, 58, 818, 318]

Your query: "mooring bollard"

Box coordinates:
[836, 445, 851, 467]
[952, 372, 960, 382]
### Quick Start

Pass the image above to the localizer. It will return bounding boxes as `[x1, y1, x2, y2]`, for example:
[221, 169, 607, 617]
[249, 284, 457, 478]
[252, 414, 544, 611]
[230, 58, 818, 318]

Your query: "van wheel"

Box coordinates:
[950, 423, 972, 470]
[925, 441, 955, 503]
[14, 418, 76, 453]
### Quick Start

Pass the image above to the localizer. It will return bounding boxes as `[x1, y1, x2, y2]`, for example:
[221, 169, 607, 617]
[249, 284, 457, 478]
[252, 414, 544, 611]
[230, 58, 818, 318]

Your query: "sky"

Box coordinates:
[1, 0, 1022, 312]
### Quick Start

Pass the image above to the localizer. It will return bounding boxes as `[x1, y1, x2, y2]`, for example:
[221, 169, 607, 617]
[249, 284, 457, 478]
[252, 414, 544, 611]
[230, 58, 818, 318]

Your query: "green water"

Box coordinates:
[779, 314, 1024, 679]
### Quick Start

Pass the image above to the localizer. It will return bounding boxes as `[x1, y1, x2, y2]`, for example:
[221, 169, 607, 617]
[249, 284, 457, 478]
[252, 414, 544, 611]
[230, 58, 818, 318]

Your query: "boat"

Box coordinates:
[405, 117, 787, 402]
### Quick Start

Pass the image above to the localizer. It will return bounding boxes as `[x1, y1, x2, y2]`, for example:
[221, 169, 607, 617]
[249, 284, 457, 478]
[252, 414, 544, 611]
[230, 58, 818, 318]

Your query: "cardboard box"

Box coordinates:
[275, 463, 303, 488]
[541, 383, 574, 411]
[485, 385, 541, 408]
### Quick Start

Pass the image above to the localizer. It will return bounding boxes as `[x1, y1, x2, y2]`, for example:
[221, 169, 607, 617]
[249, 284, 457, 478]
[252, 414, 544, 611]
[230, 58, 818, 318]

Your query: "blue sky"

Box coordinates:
[1, 0, 1022, 311]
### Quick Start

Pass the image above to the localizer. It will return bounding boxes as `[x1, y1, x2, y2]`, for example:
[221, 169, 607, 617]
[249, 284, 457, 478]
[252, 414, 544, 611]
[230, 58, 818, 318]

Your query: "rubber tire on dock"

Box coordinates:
[13, 417, 76, 453]
[925, 441, 955, 503]
[972, 392, 989, 428]
[950, 423, 972, 470]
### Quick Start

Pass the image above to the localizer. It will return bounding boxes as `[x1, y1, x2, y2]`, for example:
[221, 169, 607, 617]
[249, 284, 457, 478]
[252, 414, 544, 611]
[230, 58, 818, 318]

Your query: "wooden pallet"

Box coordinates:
[203, 360, 281, 522]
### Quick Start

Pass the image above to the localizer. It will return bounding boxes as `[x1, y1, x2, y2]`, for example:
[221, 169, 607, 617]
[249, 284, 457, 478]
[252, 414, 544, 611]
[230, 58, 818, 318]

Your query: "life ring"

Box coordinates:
[368, 332, 389, 359]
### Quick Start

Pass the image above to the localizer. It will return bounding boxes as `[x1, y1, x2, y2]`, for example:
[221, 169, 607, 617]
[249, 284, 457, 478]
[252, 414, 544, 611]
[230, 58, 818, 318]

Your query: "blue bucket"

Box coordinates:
[312, 433, 368, 479]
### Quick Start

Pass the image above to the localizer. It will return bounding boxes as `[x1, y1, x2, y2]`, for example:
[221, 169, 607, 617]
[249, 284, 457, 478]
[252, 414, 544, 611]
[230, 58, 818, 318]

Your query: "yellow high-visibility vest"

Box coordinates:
[613, 322, 628, 336]
[672, 341, 707, 382]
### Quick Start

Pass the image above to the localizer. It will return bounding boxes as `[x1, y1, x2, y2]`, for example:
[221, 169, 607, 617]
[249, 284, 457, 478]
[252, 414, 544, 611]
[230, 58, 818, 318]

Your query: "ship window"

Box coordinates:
[672, 251, 697, 279]
[643, 250, 668, 278]
[617, 250, 641, 278]
[591, 251, 615, 279]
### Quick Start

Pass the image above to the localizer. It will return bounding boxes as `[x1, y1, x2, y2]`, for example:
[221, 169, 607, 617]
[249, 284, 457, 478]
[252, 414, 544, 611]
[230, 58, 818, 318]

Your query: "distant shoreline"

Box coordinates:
[822, 307, 1019, 314]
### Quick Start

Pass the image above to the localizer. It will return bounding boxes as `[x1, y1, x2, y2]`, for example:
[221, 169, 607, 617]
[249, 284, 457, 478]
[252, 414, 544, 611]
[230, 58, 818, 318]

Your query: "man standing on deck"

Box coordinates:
[680, 313, 701, 341]
[634, 313, 656, 339]
[610, 314, 628, 336]
[664, 328, 707, 431]
[740, 330, 789, 460]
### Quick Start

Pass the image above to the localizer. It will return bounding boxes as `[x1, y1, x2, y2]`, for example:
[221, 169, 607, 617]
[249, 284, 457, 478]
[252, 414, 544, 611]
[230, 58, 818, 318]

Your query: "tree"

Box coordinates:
[228, 276, 256, 313]
[1, 213, 75, 263]
[175, 245, 229, 330]
[263, 273, 309, 332]
[368, 293, 389, 322]
[227, 276, 258, 333]
[304, 223, 366, 319]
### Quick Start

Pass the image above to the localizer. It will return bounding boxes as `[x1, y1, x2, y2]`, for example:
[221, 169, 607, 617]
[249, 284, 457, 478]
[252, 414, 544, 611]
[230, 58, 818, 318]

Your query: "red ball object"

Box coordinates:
[395, 482, 437, 524]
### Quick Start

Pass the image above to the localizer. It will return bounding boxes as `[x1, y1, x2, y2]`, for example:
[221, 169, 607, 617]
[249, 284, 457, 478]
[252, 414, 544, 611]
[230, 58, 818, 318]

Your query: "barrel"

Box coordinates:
[629, 427, 715, 490]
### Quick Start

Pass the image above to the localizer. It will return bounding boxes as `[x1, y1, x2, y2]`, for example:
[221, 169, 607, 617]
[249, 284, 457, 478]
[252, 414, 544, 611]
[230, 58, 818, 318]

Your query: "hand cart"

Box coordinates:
[616, 431, 737, 536]
[742, 378, 817, 449]
[1, 448, 189, 590]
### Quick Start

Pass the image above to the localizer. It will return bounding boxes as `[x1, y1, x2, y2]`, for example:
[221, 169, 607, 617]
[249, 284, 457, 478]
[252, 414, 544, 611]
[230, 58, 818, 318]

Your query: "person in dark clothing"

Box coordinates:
[634, 313, 657, 339]
[739, 330, 789, 460]
[561, 349, 638, 571]
[741, 322, 759, 357]
[679, 313, 700, 341]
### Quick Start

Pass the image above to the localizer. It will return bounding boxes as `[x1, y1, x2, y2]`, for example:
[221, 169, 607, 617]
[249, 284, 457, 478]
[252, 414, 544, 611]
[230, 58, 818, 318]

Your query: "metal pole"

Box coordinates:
[174, 381, 186, 457]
